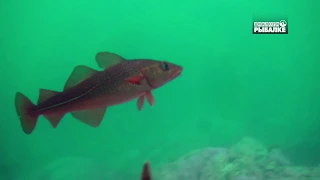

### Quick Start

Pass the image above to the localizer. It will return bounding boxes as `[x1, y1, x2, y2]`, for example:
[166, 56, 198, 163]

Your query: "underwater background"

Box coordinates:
[0, 0, 319, 179]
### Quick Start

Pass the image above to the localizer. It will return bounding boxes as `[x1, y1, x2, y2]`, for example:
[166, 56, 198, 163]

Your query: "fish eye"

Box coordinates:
[162, 62, 170, 71]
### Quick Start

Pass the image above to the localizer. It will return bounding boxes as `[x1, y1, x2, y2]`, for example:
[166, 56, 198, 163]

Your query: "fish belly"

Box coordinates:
[100, 92, 146, 107]
[68, 91, 146, 111]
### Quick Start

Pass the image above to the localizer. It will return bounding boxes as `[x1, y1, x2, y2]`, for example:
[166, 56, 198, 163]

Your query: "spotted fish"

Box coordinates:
[15, 51, 183, 134]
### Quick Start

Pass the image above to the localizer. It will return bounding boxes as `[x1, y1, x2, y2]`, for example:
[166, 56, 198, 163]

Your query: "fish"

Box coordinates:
[141, 162, 152, 180]
[15, 51, 183, 134]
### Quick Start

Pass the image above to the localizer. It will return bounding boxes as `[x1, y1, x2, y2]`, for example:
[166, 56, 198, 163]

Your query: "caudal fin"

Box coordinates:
[15, 92, 39, 134]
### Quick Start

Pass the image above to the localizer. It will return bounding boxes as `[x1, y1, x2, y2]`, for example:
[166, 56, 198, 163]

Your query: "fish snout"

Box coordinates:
[170, 66, 182, 79]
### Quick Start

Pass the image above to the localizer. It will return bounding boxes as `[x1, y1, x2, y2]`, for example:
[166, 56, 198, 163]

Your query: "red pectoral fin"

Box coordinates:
[126, 75, 144, 84]
[145, 91, 155, 107]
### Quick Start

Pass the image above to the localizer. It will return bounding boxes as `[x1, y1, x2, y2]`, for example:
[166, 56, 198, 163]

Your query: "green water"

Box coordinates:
[0, 0, 319, 179]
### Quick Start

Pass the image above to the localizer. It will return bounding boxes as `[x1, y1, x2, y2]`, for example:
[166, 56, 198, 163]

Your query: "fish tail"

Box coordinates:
[15, 92, 39, 134]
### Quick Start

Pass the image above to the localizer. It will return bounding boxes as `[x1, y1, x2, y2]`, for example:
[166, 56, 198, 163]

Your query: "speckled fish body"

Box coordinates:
[15, 52, 183, 134]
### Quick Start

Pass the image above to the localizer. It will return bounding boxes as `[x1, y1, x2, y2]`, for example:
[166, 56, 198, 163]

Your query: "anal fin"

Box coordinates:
[71, 107, 107, 127]
[44, 113, 65, 128]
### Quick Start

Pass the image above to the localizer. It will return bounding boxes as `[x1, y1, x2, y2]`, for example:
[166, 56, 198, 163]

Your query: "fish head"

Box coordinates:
[143, 60, 183, 89]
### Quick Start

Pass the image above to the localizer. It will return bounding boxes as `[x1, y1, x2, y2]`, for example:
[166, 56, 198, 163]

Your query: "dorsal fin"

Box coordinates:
[64, 65, 99, 91]
[95, 52, 125, 69]
[38, 89, 60, 104]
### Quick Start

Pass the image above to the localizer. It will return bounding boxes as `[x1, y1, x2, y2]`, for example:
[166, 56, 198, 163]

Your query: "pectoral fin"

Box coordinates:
[126, 75, 145, 85]
[71, 107, 107, 127]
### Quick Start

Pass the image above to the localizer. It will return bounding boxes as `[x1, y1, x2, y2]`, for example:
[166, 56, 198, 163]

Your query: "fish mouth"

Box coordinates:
[170, 69, 182, 79]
